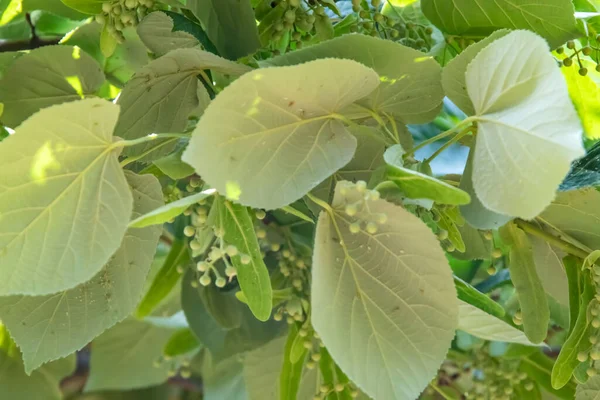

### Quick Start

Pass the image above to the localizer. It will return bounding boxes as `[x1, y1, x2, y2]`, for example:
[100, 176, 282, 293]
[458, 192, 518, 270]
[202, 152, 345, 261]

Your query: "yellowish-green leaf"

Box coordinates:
[264, 34, 443, 123]
[467, 30, 584, 219]
[60, 0, 105, 14]
[0, 99, 133, 295]
[563, 60, 600, 140]
[531, 236, 569, 307]
[577, 375, 600, 399]
[163, 328, 201, 357]
[0, 45, 105, 127]
[129, 188, 216, 228]
[116, 48, 250, 160]
[312, 180, 458, 399]
[183, 58, 379, 210]
[0, 0, 22, 25]
[457, 300, 541, 346]
[137, 11, 200, 57]
[0, 171, 163, 373]
[153, 148, 195, 180]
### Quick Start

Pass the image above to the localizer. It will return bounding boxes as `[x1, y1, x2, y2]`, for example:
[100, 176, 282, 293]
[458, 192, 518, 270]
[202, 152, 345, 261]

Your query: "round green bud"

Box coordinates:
[95, 14, 106, 24]
[199, 274, 211, 286]
[306, 361, 316, 369]
[563, 57, 573, 67]
[256, 229, 267, 239]
[197, 261, 209, 272]
[487, 265, 497, 275]
[556, 46, 564, 54]
[491, 248, 502, 259]
[446, 244, 455, 252]
[112, 5, 122, 15]
[303, 340, 313, 349]
[225, 266, 237, 277]
[241, 254, 252, 265]
[114, 20, 124, 30]
[366, 222, 378, 234]
[180, 368, 192, 378]
[350, 391, 359, 398]
[437, 230, 448, 240]
[167, 368, 177, 378]
[578, 351, 589, 362]
[335, 383, 345, 392]
[225, 245, 238, 257]
[583, 46, 593, 56]
[513, 315, 523, 325]
[367, 190, 380, 201]
[183, 226, 196, 237]
[593, 318, 600, 328]
[320, 384, 330, 393]
[286, 316, 295, 324]
[588, 368, 598, 377]
[349, 222, 361, 234]
[176, 265, 184, 274]
[591, 336, 598, 344]
[483, 231, 493, 240]
[282, 249, 291, 258]
[580, 67, 589, 76]
[102, 2, 113, 13]
[315, 6, 326, 16]
[271, 243, 281, 252]
[125, 0, 137, 8]
[274, 312, 283, 321]
[292, 31, 302, 41]
[345, 204, 358, 217]
[352, 4, 360, 12]
[373, 13, 384, 23]
[189, 240, 202, 251]
[359, 10, 369, 19]
[307, 14, 316, 24]
[215, 277, 226, 288]
[591, 350, 600, 360]
[311, 353, 321, 361]
[567, 40, 575, 49]
[371, 0, 381, 6]
[425, 26, 433, 35]
[289, 0, 300, 6]
[209, 247, 222, 260]
[190, 280, 199, 288]
[284, 9, 296, 23]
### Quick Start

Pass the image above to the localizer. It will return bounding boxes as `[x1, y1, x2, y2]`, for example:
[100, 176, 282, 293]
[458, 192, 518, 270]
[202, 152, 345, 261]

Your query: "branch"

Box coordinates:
[0, 13, 61, 53]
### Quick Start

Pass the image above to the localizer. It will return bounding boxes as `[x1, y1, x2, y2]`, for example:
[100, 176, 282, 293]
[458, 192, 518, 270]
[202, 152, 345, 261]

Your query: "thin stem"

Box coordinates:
[306, 192, 333, 213]
[404, 117, 474, 158]
[111, 133, 190, 149]
[424, 126, 475, 164]
[515, 219, 589, 260]
[383, 112, 400, 143]
[429, 382, 454, 400]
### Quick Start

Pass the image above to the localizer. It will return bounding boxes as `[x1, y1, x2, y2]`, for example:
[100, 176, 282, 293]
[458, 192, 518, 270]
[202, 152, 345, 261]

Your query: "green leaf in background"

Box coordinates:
[186, 0, 260, 60]
[198, 352, 248, 400]
[501, 223, 550, 344]
[0, 99, 132, 296]
[561, 142, 600, 191]
[577, 375, 600, 399]
[86, 318, 180, 391]
[564, 60, 600, 140]
[183, 58, 379, 210]
[522, 351, 576, 399]
[451, 219, 494, 260]
[137, 11, 200, 57]
[531, 236, 570, 308]
[0, 171, 163, 373]
[265, 34, 444, 124]
[24, 0, 88, 20]
[280, 324, 306, 400]
[116, 47, 250, 161]
[540, 188, 600, 250]
[60, 0, 105, 14]
[211, 196, 272, 321]
[153, 149, 195, 180]
[0, 330, 75, 400]
[311, 181, 458, 399]
[129, 188, 216, 229]
[467, 30, 585, 219]
[0, 45, 105, 127]
[136, 238, 191, 318]
[422, 0, 579, 48]
[163, 328, 201, 358]
[457, 300, 540, 346]
[454, 276, 505, 318]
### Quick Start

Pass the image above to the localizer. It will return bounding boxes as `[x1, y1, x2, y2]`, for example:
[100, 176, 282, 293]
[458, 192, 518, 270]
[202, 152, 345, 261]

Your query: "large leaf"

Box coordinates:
[501, 223, 550, 344]
[264, 34, 443, 124]
[60, 0, 105, 14]
[210, 196, 272, 320]
[531, 236, 569, 307]
[186, 0, 260, 60]
[561, 142, 600, 191]
[0, 45, 105, 127]
[0, 172, 162, 373]
[457, 300, 539, 346]
[0, 330, 75, 400]
[86, 318, 178, 391]
[137, 12, 200, 57]
[467, 30, 584, 219]
[312, 180, 458, 399]
[115, 48, 250, 160]
[577, 376, 600, 399]
[540, 188, 600, 251]
[182, 58, 379, 210]
[563, 60, 600, 140]
[0, 99, 133, 295]
[422, 0, 579, 48]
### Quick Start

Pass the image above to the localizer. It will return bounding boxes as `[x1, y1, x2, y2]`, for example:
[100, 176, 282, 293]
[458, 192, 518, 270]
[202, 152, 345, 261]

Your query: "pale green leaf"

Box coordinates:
[563, 60, 600, 140]
[577, 375, 600, 399]
[153, 149, 195, 180]
[0, 99, 133, 295]
[186, 0, 260, 60]
[129, 188, 216, 228]
[540, 188, 600, 251]
[137, 12, 200, 57]
[86, 318, 178, 391]
[280, 324, 306, 400]
[442, 30, 510, 116]
[457, 300, 540, 346]
[422, 0, 579, 48]
[211, 196, 272, 321]
[100, 23, 117, 58]
[459, 147, 512, 230]
[531, 236, 569, 307]
[0, 331, 75, 400]
[281, 205, 314, 224]
[454, 276, 505, 318]
[199, 352, 248, 400]
[115, 48, 250, 160]
[163, 328, 201, 357]
[312, 180, 458, 399]
[182, 58, 379, 210]
[0, 45, 105, 127]
[467, 30, 585, 219]
[0, 51, 22, 79]
[0, 171, 163, 373]
[60, 0, 105, 14]
[502, 223, 550, 344]
[264, 34, 443, 123]
[451, 220, 493, 260]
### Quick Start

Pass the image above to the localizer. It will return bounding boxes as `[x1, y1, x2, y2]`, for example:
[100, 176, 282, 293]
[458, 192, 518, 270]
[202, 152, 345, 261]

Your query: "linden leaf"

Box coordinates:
[312, 181, 458, 399]
[137, 11, 200, 57]
[0, 99, 133, 296]
[182, 58, 380, 210]
[0, 171, 163, 373]
[467, 30, 585, 219]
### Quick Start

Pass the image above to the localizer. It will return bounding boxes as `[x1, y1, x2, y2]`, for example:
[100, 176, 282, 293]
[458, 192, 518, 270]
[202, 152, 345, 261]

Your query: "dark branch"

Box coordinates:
[0, 13, 61, 53]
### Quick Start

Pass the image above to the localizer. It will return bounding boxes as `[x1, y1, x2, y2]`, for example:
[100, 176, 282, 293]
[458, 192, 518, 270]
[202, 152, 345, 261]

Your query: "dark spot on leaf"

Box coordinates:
[288, 100, 295, 107]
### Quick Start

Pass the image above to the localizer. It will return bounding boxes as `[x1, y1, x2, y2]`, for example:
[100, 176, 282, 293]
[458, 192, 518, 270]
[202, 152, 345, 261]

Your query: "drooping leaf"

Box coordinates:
[115, 48, 250, 160]
[182, 58, 379, 210]
[136, 238, 191, 318]
[561, 142, 600, 191]
[451, 219, 494, 260]
[0, 171, 163, 373]
[312, 180, 458, 399]
[0, 327, 75, 400]
[0, 45, 105, 127]
[442, 29, 510, 116]
[457, 300, 540, 346]
[0, 99, 133, 295]
[531, 236, 569, 307]
[422, 0, 579, 48]
[501, 223, 550, 344]
[153, 148, 195, 180]
[280, 324, 306, 400]
[466, 30, 585, 219]
[454, 276, 505, 319]
[459, 147, 513, 230]
[264, 34, 443, 123]
[86, 318, 179, 391]
[210, 196, 272, 321]
[137, 11, 200, 57]
[186, 0, 260, 60]
[540, 188, 600, 251]
[163, 328, 201, 357]
[129, 188, 216, 228]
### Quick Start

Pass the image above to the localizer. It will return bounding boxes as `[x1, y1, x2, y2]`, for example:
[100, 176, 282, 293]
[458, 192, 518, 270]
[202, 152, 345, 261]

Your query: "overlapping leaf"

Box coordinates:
[137, 12, 200, 57]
